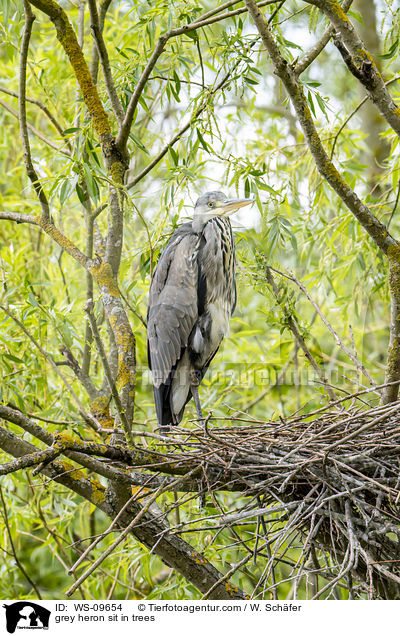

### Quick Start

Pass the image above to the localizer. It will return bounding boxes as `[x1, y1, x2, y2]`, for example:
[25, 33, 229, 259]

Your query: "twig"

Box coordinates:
[65, 472, 188, 597]
[116, 1, 277, 151]
[0, 86, 67, 138]
[0, 98, 67, 153]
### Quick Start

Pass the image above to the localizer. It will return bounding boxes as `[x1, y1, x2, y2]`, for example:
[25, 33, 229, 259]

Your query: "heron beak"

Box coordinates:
[216, 198, 254, 215]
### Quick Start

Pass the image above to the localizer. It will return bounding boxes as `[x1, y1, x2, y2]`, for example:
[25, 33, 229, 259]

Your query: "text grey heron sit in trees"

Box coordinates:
[147, 191, 252, 428]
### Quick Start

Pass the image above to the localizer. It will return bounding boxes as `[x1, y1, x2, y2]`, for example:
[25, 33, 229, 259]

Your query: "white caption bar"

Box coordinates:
[0, 600, 390, 636]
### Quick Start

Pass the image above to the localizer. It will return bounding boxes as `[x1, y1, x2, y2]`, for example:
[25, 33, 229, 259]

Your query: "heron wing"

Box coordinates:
[147, 224, 200, 387]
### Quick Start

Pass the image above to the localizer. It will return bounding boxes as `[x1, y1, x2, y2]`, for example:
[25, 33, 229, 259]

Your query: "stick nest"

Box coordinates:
[143, 398, 400, 599]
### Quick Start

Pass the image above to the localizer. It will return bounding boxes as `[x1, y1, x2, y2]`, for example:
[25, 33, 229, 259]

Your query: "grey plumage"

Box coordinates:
[147, 191, 252, 428]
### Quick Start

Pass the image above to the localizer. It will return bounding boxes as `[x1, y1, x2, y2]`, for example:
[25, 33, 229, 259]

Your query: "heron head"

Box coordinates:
[193, 191, 253, 230]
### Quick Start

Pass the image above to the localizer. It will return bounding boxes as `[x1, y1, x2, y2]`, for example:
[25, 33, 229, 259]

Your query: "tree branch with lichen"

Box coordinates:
[244, 0, 400, 258]
[305, 0, 400, 139]
[0, 423, 247, 600]
[294, 0, 352, 75]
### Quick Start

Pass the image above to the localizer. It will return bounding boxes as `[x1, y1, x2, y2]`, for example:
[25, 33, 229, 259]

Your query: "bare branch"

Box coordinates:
[0, 210, 39, 224]
[0, 86, 68, 139]
[272, 267, 376, 386]
[59, 345, 99, 399]
[65, 478, 171, 596]
[1, 98, 66, 153]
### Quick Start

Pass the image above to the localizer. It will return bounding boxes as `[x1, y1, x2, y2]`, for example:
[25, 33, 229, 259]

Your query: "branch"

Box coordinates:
[87, 0, 124, 125]
[272, 267, 376, 386]
[0, 86, 70, 141]
[0, 210, 39, 225]
[193, 0, 276, 23]
[9, 211, 137, 432]
[84, 301, 133, 446]
[0, 304, 100, 431]
[0, 486, 42, 598]
[3, 402, 400, 597]
[27, 0, 123, 169]
[244, 0, 400, 259]
[294, 0, 352, 75]
[89, 0, 113, 82]
[126, 46, 259, 190]
[65, 473, 188, 597]
[59, 345, 99, 399]
[306, 0, 400, 139]
[0, 405, 223, 493]
[19, 1, 51, 221]
[0, 424, 106, 504]
[382, 262, 400, 404]
[82, 212, 95, 376]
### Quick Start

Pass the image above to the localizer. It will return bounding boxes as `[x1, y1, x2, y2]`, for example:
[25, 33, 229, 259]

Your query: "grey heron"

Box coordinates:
[147, 191, 253, 428]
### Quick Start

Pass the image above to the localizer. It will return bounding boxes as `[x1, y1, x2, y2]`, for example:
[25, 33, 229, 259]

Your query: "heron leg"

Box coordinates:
[190, 370, 204, 425]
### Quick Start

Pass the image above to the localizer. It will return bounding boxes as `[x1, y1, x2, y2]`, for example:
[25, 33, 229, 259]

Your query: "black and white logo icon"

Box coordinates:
[3, 602, 50, 634]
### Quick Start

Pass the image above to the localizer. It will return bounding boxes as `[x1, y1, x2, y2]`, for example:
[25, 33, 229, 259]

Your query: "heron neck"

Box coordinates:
[192, 214, 217, 233]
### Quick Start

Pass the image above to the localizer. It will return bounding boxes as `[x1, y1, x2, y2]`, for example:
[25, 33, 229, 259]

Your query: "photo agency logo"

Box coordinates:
[2, 602, 50, 634]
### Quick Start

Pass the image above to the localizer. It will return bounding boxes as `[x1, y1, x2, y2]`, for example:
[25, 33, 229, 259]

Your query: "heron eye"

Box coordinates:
[208, 202, 214, 208]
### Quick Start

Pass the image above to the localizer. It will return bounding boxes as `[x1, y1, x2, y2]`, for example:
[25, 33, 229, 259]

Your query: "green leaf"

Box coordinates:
[169, 145, 179, 165]
[307, 90, 316, 117]
[129, 132, 149, 154]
